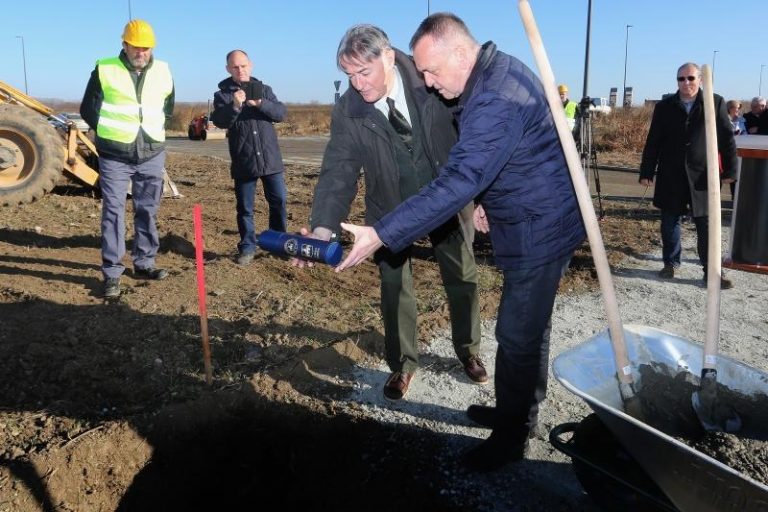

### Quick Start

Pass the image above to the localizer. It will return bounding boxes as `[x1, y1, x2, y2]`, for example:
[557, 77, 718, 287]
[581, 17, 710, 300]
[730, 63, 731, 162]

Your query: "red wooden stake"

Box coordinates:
[193, 204, 213, 386]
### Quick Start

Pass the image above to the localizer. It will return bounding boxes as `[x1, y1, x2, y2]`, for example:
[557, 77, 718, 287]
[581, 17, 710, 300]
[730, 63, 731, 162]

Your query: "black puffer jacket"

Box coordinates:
[211, 77, 286, 179]
[640, 90, 737, 216]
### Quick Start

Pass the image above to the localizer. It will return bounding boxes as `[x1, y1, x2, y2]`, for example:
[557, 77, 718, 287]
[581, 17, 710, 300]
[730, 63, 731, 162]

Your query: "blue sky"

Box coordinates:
[2, 1, 766, 106]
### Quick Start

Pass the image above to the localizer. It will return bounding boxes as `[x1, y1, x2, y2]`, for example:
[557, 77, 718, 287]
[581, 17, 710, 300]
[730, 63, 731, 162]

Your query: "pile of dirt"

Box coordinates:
[0, 151, 660, 510]
[636, 363, 768, 486]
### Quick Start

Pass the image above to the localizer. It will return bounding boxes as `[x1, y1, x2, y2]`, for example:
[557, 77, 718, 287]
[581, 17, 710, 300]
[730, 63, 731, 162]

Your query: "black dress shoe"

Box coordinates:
[461, 435, 528, 472]
[134, 267, 169, 280]
[467, 404, 496, 429]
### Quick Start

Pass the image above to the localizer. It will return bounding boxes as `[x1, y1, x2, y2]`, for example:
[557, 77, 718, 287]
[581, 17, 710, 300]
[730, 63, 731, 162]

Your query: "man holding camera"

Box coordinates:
[211, 50, 288, 265]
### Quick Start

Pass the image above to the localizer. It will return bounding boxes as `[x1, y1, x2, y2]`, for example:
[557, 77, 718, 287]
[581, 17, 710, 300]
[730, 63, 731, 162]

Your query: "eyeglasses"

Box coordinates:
[677, 76, 698, 82]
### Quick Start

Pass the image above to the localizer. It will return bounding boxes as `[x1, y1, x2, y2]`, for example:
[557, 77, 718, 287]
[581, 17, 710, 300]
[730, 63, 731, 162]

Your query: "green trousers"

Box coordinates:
[375, 223, 481, 374]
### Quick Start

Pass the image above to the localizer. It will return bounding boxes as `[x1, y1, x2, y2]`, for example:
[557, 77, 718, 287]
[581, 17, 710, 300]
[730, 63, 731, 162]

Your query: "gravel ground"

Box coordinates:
[336, 224, 768, 511]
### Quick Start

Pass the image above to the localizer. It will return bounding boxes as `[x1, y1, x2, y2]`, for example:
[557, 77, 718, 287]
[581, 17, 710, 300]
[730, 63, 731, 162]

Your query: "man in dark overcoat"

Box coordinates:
[639, 62, 737, 287]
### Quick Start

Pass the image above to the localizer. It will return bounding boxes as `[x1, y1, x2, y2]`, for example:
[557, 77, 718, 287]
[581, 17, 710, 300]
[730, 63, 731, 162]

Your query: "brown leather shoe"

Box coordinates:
[462, 355, 489, 384]
[383, 371, 414, 400]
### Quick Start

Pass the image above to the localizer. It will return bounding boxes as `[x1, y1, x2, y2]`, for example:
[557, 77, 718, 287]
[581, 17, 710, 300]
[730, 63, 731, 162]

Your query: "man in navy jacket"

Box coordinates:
[211, 50, 288, 265]
[336, 13, 585, 471]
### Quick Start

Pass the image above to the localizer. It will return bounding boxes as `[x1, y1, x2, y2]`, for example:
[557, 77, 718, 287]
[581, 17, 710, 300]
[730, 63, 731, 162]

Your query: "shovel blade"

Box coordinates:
[691, 370, 742, 432]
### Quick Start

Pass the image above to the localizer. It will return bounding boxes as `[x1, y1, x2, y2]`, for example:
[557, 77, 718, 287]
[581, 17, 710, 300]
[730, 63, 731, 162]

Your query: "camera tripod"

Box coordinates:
[576, 97, 604, 219]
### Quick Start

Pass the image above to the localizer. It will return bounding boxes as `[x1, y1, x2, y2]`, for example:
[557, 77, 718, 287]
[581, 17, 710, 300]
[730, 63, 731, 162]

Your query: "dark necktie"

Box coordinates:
[386, 97, 413, 148]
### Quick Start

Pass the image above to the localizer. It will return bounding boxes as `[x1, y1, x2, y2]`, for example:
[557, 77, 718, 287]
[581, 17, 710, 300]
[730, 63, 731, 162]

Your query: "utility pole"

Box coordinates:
[712, 50, 719, 76]
[622, 24, 633, 108]
[15, 36, 28, 95]
[128, 0, 132, 20]
[581, 0, 592, 100]
[760, 64, 766, 97]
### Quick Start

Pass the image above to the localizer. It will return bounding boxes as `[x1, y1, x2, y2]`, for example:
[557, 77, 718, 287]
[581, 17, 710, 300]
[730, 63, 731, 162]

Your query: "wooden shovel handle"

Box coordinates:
[517, 0, 632, 384]
[701, 65, 721, 371]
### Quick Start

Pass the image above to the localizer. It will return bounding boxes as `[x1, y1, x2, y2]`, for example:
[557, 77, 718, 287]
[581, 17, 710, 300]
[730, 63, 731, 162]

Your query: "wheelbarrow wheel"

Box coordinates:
[570, 414, 677, 512]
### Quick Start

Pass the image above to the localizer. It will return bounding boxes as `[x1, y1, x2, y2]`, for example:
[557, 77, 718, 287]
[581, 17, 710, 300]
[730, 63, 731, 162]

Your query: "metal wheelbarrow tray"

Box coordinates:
[552, 324, 768, 512]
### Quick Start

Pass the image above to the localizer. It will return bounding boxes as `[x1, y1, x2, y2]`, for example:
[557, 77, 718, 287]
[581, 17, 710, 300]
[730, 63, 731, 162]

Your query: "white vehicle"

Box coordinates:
[588, 97, 612, 115]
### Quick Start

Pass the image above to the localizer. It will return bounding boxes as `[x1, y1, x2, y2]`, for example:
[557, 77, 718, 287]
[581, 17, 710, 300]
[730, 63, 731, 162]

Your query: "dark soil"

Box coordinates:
[0, 151, 660, 510]
[637, 363, 768, 486]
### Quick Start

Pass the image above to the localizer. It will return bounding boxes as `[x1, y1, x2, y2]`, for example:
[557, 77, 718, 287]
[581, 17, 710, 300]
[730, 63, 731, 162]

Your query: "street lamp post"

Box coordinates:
[15, 35, 28, 95]
[712, 50, 719, 76]
[128, 0, 132, 20]
[622, 24, 633, 108]
[760, 64, 766, 97]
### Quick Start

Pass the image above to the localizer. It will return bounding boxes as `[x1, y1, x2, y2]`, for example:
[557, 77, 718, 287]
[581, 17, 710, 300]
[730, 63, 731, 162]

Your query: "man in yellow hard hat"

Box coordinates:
[80, 19, 175, 299]
[558, 84, 578, 132]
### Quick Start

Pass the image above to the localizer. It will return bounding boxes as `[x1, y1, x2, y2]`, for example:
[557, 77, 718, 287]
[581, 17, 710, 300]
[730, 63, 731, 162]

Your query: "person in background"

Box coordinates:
[335, 13, 585, 471]
[727, 100, 746, 135]
[80, 19, 175, 299]
[639, 63, 736, 288]
[211, 50, 287, 265]
[743, 96, 765, 134]
[758, 99, 768, 135]
[558, 84, 579, 132]
[726, 99, 746, 199]
[297, 24, 486, 401]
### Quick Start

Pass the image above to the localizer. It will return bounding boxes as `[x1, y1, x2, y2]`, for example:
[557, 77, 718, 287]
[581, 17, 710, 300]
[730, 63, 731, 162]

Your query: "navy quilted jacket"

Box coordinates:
[211, 76, 286, 179]
[375, 43, 585, 270]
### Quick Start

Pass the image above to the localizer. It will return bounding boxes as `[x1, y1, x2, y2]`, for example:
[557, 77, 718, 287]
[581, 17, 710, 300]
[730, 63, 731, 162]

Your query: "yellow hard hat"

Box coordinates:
[558, 84, 569, 94]
[122, 19, 156, 48]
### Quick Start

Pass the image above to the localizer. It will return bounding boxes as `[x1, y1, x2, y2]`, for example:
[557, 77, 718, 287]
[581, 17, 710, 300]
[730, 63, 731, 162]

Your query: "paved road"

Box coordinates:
[167, 135, 662, 202]
[166, 136, 328, 167]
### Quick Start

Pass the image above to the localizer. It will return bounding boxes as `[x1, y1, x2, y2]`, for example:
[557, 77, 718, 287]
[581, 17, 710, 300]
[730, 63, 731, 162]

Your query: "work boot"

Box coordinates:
[658, 265, 675, 279]
[236, 252, 255, 266]
[134, 267, 168, 280]
[703, 271, 733, 290]
[103, 278, 121, 299]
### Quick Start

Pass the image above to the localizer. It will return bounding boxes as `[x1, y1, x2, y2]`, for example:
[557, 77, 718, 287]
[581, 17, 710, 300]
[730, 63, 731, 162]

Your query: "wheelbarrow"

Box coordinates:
[551, 325, 768, 512]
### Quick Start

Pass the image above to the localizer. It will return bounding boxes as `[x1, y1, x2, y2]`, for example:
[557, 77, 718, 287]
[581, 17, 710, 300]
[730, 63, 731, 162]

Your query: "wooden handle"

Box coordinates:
[517, 0, 632, 384]
[701, 65, 721, 371]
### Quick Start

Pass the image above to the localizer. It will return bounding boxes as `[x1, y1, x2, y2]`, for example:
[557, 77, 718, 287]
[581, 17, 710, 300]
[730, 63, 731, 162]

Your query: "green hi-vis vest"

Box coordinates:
[564, 100, 578, 120]
[96, 57, 173, 143]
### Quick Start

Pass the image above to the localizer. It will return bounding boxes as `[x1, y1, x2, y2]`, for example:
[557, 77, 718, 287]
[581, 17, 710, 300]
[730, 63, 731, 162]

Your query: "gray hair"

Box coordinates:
[751, 96, 766, 106]
[677, 62, 701, 76]
[336, 24, 391, 69]
[409, 12, 477, 50]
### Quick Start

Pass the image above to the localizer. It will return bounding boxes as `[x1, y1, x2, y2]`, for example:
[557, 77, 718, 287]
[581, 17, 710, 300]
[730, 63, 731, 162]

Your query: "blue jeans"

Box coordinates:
[660, 210, 708, 269]
[234, 173, 287, 254]
[492, 254, 571, 445]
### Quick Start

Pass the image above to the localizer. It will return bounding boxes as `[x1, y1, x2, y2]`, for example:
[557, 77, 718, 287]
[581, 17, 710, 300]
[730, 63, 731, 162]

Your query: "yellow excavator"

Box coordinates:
[0, 79, 179, 205]
[0, 79, 100, 205]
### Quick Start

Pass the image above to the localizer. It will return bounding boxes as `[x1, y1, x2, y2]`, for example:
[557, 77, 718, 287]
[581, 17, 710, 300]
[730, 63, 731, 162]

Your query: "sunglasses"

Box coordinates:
[677, 76, 698, 82]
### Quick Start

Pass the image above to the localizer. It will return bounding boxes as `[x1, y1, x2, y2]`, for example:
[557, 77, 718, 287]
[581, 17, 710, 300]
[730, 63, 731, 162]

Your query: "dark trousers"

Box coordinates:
[234, 173, 287, 254]
[376, 226, 481, 375]
[660, 210, 708, 270]
[492, 254, 571, 445]
[98, 152, 165, 279]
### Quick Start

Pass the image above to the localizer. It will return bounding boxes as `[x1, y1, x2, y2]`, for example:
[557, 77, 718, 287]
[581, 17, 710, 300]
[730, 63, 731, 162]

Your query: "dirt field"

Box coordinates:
[0, 148, 661, 511]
